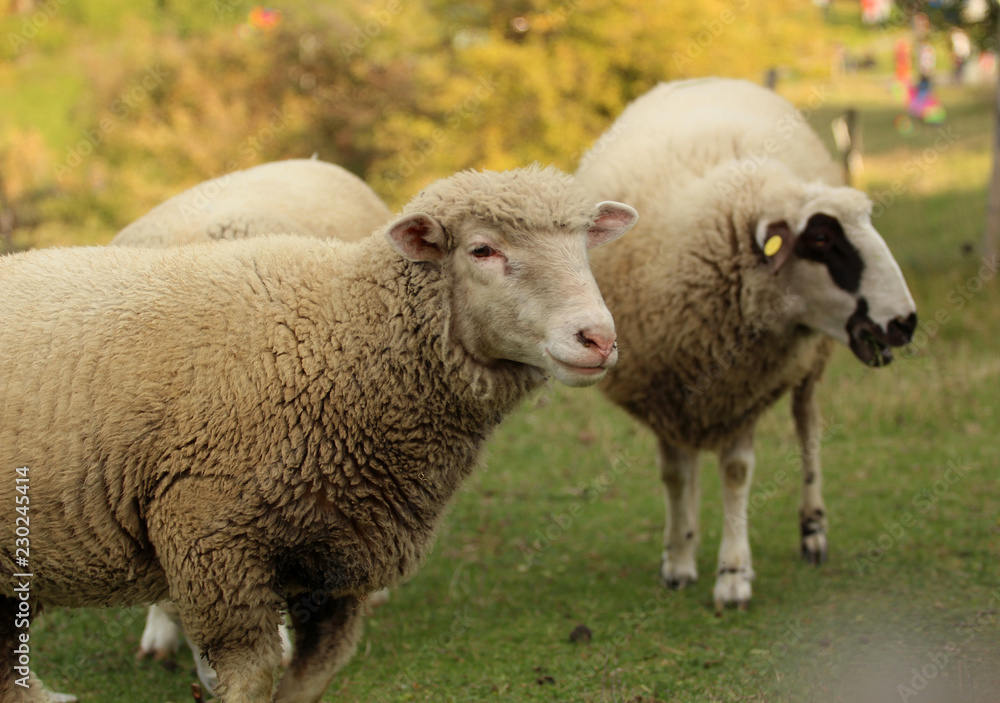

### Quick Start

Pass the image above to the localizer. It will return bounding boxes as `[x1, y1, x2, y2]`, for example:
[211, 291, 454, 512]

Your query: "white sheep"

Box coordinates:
[111, 158, 393, 693]
[576, 78, 917, 609]
[111, 157, 391, 246]
[0, 165, 638, 703]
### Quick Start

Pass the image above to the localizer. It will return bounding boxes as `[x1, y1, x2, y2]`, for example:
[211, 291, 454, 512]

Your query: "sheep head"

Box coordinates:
[385, 165, 638, 386]
[754, 182, 917, 367]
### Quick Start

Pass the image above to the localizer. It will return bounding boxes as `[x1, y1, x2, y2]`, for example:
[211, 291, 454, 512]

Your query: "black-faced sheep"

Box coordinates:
[0, 166, 637, 702]
[576, 78, 917, 609]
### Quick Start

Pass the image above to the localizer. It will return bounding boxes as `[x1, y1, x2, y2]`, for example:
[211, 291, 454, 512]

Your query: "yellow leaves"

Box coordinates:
[0, 127, 50, 200]
[5, 0, 845, 246]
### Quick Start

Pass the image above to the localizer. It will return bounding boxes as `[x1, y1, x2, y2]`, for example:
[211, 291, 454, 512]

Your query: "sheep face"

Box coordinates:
[385, 201, 637, 387]
[756, 185, 917, 367]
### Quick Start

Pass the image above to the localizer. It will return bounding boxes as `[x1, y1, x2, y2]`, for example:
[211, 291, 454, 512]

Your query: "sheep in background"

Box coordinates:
[111, 157, 393, 694]
[111, 157, 390, 246]
[0, 165, 638, 703]
[576, 78, 917, 609]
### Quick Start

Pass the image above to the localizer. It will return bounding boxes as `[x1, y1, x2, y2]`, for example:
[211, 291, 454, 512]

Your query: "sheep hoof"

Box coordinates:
[659, 560, 698, 589]
[713, 567, 753, 610]
[47, 694, 78, 703]
[25, 673, 77, 703]
[800, 522, 828, 566]
[714, 597, 750, 614]
[661, 574, 696, 589]
[136, 645, 177, 666]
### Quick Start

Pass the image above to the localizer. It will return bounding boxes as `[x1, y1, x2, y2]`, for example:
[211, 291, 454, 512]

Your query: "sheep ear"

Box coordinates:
[758, 220, 796, 274]
[587, 201, 638, 249]
[385, 213, 447, 262]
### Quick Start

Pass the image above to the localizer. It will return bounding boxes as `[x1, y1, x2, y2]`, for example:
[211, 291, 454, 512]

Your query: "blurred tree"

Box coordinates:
[0, 169, 15, 254]
[1, 0, 841, 244]
[0, 129, 52, 249]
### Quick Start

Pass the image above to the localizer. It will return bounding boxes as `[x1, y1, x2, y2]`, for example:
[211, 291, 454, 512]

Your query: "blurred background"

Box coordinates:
[3, 2, 999, 702]
[1, 0, 996, 252]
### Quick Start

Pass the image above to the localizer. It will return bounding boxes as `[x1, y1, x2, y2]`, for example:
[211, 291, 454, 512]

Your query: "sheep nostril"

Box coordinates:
[576, 329, 616, 358]
[887, 312, 918, 345]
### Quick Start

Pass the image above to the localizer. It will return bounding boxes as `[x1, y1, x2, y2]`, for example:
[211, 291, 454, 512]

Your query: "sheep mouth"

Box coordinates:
[846, 298, 893, 368]
[548, 355, 609, 376]
[849, 328, 893, 367]
[544, 348, 613, 379]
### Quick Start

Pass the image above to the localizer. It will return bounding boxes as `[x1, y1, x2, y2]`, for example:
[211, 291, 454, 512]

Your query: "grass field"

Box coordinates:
[22, 73, 1000, 702]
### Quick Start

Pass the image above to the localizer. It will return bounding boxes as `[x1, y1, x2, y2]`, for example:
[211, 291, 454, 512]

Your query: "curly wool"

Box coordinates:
[0, 233, 537, 635]
[578, 79, 839, 450]
[404, 164, 598, 245]
[1, 162, 627, 702]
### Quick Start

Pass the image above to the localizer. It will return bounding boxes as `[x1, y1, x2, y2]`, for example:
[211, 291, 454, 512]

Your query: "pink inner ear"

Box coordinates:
[587, 202, 638, 249]
[386, 214, 446, 262]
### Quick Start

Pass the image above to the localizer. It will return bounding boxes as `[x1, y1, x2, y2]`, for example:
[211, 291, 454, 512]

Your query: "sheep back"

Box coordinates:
[111, 159, 391, 246]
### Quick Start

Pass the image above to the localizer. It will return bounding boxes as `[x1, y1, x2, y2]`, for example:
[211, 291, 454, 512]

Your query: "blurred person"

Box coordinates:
[951, 27, 972, 84]
[917, 39, 936, 92]
[876, 0, 893, 24]
[894, 37, 912, 84]
[861, 0, 878, 25]
[908, 42, 946, 124]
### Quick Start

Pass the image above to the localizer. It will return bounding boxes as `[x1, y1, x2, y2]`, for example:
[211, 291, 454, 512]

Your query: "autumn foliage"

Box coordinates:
[0, 0, 838, 248]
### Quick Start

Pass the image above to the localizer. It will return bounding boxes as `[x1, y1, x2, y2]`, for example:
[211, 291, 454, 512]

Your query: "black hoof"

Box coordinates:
[801, 543, 828, 565]
[660, 574, 696, 590]
[800, 520, 828, 566]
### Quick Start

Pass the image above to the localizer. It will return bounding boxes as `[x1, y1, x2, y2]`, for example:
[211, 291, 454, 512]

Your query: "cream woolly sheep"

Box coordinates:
[0, 165, 637, 703]
[111, 157, 391, 246]
[576, 78, 917, 609]
[111, 158, 393, 692]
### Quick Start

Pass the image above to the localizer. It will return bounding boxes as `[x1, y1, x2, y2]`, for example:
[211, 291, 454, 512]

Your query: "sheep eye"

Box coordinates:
[471, 245, 495, 258]
[805, 231, 831, 247]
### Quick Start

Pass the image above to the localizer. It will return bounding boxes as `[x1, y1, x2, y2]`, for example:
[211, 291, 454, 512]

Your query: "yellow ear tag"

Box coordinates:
[764, 234, 782, 257]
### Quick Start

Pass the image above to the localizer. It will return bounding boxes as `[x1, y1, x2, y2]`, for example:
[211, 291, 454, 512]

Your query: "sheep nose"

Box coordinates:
[886, 312, 917, 346]
[576, 328, 617, 361]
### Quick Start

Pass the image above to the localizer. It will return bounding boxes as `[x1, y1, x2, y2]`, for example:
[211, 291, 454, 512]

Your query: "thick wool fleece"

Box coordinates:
[578, 79, 838, 451]
[405, 165, 598, 245]
[0, 234, 537, 653]
[590, 164, 833, 449]
[111, 159, 390, 246]
[579, 78, 842, 212]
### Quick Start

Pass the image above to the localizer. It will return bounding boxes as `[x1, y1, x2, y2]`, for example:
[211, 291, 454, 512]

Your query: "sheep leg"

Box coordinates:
[657, 440, 700, 588]
[149, 482, 287, 703]
[138, 602, 183, 661]
[714, 428, 756, 610]
[273, 593, 364, 703]
[141, 599, 291, 695]
[793, 374, 828, 565]
[156, 553, 283, 702]
[149, 601, 221, 696]
[170, 592, 283, 703]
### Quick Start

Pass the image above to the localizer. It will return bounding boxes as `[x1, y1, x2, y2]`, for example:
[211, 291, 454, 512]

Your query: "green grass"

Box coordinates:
[22, 72, 1000, 703]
